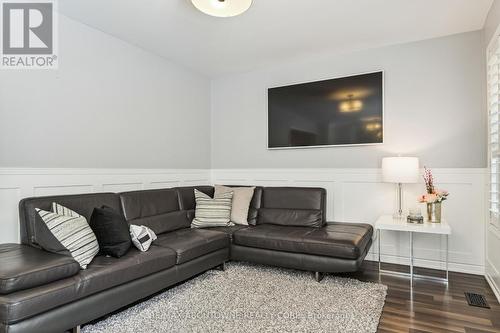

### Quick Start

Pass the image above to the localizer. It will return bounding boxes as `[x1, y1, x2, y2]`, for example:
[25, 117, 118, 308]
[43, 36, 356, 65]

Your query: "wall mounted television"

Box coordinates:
[267, 71, 384, 149]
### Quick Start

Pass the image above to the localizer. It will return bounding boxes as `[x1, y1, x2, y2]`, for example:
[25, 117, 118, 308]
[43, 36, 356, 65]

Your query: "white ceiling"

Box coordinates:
[59, 0, 493, 77]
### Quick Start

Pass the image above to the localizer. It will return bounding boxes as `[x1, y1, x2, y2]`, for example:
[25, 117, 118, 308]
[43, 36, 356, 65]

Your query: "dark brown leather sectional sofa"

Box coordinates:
[0, 186, 373, 333]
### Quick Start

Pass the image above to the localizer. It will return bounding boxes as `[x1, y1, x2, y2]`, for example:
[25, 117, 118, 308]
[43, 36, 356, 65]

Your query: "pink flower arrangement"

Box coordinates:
[418, 190, 449, 203]
[418, 167, 449, 203]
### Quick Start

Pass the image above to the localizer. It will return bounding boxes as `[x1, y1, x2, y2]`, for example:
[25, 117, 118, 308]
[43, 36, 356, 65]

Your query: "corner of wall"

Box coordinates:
[209, 79, 215, 172]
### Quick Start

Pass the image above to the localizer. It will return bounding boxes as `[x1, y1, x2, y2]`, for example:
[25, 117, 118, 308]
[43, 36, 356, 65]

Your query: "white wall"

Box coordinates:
[211, 31, 486, 168]
[0, 14, 489, 279]
[209, 31, 488, 276]
[0, 15, 212, 169]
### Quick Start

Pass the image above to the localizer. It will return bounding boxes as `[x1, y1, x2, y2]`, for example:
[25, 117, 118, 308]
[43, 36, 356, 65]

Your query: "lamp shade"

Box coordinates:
[381, 157, 419, 183]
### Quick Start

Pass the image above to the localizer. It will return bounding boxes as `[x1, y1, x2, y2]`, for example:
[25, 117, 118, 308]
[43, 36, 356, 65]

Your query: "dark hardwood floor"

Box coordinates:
[340, 261, 500, 333]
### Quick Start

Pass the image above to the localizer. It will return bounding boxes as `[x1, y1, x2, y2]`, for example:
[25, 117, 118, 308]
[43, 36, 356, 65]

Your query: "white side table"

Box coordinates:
[374, 215, 452, 283]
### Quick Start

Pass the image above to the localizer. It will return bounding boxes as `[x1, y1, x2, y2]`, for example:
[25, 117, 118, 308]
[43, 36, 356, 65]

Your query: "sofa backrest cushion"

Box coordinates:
[119, 189, 187, 235]
[258, 208, 323, 227]
[19, 193, 121, 250]
[248, 187, 263, 225]
[258, 187, 326, 227]
[175, 186, 214, 210]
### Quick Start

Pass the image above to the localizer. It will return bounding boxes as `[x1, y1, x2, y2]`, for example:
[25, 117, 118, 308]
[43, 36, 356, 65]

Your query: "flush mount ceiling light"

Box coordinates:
[191, 0, 252, 18]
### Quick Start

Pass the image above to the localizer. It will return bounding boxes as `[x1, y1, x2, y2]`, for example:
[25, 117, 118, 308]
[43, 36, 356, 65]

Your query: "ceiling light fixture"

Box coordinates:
[191, 0, 253, 18]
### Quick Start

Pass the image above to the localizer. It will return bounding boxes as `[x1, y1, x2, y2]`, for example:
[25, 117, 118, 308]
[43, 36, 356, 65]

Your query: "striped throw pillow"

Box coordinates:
[52, 202, 80, 217]
[36, 203, 99, 269]
[191, 189, 234, 228]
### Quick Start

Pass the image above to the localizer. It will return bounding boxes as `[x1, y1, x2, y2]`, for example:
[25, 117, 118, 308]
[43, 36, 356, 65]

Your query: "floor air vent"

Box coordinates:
[465, 292, 490, 309]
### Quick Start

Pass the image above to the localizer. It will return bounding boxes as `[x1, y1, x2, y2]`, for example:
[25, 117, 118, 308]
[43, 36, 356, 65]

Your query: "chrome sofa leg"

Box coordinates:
[215, 262, 226, 271]
[71, 325, 81, 333]
[314, 272, 324, 282]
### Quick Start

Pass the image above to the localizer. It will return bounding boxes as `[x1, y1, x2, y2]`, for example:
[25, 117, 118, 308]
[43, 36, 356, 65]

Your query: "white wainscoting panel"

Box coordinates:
[0, 167, 487, 276]
[0, 168, 211, 244]
[212, 168, 487, 275]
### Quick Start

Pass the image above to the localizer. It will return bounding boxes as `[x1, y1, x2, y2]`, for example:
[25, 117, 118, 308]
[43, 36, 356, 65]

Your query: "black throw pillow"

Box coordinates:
[89, 205, 131, 258]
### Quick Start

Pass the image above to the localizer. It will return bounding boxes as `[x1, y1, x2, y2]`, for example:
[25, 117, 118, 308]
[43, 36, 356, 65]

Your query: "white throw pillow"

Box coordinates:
[36, 203, 99, 269]
[214, 185, 255, 225]
[191, 189, 234, 228]
[130, 225, 157, 252]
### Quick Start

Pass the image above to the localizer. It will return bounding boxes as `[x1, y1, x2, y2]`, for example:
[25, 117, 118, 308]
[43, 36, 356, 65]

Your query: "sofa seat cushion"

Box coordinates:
[301, 223, 373, 259]
[206, 225, 249, 240]
[233, 223, 373, 260]
[0, 244, 80, 295]
[0, 246, 177, 324]
[76, 246, 176, 296]
[0, 275, 79, 324]
[154, 229, 230, 264]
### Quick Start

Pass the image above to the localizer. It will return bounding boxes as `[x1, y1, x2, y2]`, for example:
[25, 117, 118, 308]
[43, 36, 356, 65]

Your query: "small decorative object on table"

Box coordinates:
[407, 207, 423, 224]
[418, 167, 449, 223]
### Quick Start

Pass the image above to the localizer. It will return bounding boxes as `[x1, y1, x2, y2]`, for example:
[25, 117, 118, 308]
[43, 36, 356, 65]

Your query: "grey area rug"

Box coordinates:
[82, 262, 387, 333]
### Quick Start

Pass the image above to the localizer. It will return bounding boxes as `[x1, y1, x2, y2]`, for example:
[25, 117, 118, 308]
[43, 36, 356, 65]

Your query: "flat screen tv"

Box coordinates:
[267, 71, 383, 149]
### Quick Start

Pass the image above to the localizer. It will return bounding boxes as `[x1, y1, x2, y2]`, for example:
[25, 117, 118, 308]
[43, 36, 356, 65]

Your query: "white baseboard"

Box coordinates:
[365, 252, 484, 276]
[486, 258, 500, 303]
[486, 273, 500, 303]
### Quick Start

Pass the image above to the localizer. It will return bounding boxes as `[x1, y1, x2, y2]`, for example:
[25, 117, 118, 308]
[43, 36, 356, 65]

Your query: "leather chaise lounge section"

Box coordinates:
[0, 186, 372, 333]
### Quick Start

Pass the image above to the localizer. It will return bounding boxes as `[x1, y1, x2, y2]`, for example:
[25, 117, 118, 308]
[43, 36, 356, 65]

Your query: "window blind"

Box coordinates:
[488, 37, 500, 226]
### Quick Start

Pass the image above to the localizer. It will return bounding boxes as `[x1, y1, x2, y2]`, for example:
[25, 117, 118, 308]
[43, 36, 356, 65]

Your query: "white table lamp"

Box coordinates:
[382, 157, 419, 218]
